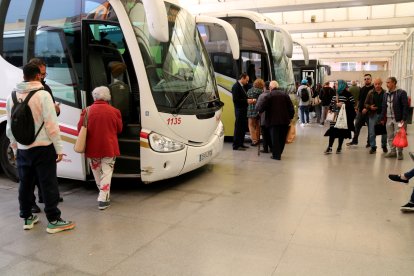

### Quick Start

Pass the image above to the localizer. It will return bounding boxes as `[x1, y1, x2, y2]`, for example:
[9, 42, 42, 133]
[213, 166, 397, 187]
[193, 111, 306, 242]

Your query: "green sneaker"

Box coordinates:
[46, 218, 75, 234]
[23, 215, 39, 230]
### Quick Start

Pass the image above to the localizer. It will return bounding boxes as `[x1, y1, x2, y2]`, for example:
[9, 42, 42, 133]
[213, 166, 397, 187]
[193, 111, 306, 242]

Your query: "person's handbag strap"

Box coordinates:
[83, 107, 89, 127]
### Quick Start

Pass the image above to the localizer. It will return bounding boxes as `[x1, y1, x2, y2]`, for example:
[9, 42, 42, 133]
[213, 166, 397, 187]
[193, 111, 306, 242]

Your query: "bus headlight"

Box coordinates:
[148, 132, 185, 152]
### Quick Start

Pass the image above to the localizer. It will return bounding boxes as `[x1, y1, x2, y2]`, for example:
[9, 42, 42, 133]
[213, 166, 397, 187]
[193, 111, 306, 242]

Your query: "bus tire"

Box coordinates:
[0, 131, 18, 182]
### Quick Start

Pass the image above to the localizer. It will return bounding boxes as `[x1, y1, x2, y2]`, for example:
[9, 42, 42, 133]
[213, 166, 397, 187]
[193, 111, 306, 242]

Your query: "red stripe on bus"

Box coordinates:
[60, 125, 78, 136]
[140, 131, 149, 139]
[0, 102, 6, 108]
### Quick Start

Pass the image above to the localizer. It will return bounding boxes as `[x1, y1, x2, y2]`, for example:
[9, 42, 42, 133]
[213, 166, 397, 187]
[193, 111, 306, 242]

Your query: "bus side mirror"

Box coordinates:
[142, 0, 169, 42]
[196, 16, 240, 60]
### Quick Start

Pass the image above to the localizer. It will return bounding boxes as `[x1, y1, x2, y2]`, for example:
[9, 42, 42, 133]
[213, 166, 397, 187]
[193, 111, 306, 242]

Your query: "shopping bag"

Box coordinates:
[312, 96, 321, 106]
[392, 127, 408, 148]
[285, 124, 296, 144]
[334, 104, 348, 129]
[326, 111, 336, 122]
[374, 124, 387, 135]
[74, 107, 89, 153]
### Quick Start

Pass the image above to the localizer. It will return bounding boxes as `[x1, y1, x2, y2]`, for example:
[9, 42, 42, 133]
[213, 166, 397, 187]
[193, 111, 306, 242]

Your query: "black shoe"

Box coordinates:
[336, 148, 342, 154]
[324, 147, 332, 154]
[400, 202, 414, 212]
[233, 147, 246, 151]
[31, 204, 41, 214]
[270, 156, 280, 160]
[346, 141, 357, 146]
[388, 174, 409, 184]
[383, 147, 388, 153]
[240, 145, 249, 148]
[369, 148, 376, 154]
[365, 143, 370, 148]
[409, 152, 414, 162]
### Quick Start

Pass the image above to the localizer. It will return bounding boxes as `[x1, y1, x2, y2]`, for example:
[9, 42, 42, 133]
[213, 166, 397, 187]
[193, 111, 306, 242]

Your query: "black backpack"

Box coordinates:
[11, 89, 44, 145]
[300, 87, 309, 102]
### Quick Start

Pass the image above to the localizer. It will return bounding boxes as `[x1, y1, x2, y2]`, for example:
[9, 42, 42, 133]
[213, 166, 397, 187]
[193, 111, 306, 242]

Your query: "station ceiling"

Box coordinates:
[179, 0, 414, 62]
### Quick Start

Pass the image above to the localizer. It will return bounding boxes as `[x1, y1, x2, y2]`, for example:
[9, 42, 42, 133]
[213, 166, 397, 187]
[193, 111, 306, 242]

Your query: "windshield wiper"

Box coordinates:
[173, 85, 206, 114]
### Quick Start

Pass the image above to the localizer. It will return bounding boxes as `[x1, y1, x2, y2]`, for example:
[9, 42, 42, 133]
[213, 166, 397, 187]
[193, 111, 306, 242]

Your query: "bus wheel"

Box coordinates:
[0, 131, 18, 182]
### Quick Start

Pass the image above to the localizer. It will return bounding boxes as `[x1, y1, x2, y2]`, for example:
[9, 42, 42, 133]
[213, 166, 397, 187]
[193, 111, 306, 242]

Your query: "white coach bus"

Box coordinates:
[0, 0, 238, 183]
[197, 11, 298, 137]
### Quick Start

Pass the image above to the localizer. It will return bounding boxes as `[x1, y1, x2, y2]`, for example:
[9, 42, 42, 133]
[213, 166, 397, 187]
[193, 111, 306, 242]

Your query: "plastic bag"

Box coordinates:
[334, 104, 348, 129]
[392, 127, 408, 148]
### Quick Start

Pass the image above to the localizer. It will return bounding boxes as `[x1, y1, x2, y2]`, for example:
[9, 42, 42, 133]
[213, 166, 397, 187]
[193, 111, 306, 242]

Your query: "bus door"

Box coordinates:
[81, 20, 141, 177]
[34, 27, 88, 180]
[241, 51, 269, 84]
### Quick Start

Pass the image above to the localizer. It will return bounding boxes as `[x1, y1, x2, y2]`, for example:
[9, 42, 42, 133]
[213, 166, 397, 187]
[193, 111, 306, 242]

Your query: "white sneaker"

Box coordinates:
[300, 123, 305, 127]
[305, 123, 310, 126]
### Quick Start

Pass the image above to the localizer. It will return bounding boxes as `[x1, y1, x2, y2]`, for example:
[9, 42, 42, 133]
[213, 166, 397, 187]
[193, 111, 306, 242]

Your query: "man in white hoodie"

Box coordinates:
[6, 63, 75, 234]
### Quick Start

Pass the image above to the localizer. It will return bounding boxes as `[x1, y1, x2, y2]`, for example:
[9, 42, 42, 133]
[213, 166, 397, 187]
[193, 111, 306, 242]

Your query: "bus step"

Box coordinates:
[118, 139, 140, 157]
[114, 155, 140, 175]
[122, 123, 141, 138]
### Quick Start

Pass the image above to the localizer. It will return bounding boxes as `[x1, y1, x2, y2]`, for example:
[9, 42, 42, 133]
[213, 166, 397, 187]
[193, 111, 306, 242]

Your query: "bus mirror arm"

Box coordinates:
[142, 0, 169, 42]
[196, 16, 240, 60]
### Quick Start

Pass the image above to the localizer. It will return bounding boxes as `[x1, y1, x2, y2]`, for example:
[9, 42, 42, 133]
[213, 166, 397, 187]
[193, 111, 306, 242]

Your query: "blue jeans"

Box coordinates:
[299, 105, 310, 124]
[368, 114, 386, 149]
[17, 145, 61, 221]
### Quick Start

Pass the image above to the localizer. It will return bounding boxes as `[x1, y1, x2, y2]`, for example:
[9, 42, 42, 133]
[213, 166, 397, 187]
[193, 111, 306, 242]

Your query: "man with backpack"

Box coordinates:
[28, 58, 63, 214]
[6, 63, 75, 234]
[297, 79, 312, 127]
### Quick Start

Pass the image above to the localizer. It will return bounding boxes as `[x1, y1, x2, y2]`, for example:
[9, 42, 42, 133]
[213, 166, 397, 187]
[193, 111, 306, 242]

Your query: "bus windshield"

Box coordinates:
[263, 29, 295, 92]
[122, 1, 220, 114]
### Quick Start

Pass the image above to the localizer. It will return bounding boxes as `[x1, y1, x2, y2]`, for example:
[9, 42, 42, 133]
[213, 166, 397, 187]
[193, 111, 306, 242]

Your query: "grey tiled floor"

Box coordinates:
[1, 123, 414, 275]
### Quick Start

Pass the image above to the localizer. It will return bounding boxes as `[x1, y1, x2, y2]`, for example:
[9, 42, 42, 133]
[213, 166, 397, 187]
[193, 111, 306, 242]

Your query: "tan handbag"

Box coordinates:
[74, 107, 89, 153]
[285, 124, 296, 144]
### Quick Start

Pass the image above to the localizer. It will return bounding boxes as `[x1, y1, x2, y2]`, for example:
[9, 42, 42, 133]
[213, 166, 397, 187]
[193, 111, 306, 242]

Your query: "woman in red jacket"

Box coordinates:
[77, 86, 122, 210]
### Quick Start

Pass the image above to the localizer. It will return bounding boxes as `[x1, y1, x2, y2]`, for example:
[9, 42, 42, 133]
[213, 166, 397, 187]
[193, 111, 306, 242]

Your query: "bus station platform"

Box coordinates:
[0, 123, 414, 275]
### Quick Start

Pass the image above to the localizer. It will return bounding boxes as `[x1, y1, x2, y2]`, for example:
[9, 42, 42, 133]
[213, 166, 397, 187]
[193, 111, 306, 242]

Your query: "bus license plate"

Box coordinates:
[199, 150, 212, 162]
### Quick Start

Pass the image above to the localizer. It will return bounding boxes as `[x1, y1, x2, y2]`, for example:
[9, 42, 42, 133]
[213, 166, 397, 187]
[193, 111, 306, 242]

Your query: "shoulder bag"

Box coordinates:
[74, 107, 89, 153]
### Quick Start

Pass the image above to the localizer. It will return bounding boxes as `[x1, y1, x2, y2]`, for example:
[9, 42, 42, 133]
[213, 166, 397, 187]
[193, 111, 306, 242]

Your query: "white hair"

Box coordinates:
[92, 86, 111, 101]
[269, 80, 279, 90]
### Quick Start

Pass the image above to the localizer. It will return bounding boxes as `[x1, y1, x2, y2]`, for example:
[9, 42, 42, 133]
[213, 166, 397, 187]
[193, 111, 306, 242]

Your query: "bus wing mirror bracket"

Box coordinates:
[196, 15, 240, 60]
[142, 0, 169, 42]
[293, 40, 309, 66]
[255, 23, 293, 58]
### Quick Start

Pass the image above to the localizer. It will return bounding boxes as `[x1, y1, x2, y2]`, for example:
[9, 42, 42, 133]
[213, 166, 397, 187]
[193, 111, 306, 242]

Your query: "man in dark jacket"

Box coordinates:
[256, 80, 294, 160]
[381, 77, 409, 160]
[232, 73, 250, 150]
[347, 73, 374, 146]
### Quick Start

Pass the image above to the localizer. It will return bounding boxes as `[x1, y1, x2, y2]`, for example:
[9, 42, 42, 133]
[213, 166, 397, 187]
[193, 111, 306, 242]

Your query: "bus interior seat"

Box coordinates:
[88, 47, 108, 88]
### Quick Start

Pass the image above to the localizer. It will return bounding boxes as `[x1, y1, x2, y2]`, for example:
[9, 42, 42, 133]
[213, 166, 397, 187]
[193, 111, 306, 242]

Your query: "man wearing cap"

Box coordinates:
[297, 79, 312, 127]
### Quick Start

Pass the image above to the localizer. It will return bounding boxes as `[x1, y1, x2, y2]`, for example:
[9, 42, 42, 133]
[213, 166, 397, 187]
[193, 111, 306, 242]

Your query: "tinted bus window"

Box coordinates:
[2, 0, 31, 67]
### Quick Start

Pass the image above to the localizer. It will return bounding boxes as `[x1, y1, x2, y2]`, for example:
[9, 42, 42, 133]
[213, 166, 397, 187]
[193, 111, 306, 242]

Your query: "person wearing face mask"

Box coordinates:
[347, 74, 374, 147]
[28, 58, 63, 214]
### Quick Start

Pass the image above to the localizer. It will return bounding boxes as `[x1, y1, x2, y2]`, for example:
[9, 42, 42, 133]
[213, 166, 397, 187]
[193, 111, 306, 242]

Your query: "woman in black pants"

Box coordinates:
[324, 80, 356, 154]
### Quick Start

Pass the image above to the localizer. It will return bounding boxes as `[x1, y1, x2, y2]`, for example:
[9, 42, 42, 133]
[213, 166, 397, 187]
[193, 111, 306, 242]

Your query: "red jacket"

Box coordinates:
[77, 101, 122, 158]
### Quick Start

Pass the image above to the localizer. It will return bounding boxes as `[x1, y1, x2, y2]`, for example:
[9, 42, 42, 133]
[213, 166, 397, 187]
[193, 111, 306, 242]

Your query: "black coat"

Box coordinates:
[231, 81, 248, 110]
[255, 89, 294, 127]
